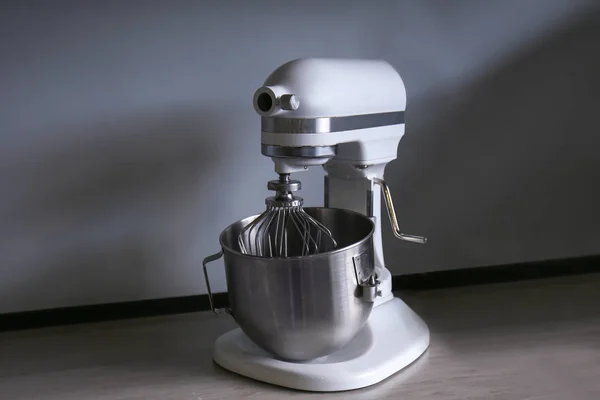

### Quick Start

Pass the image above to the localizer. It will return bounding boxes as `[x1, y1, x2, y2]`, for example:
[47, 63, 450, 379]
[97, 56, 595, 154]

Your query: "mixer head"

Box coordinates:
[237, 174, 338, 258]
[253, 58, 408, 176]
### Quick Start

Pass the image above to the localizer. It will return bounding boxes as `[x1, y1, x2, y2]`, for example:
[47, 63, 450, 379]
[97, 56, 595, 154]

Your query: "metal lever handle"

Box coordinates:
[372, 178, 427, 244]
[202, 250, 232, 316]
[352, 253, 381, 303]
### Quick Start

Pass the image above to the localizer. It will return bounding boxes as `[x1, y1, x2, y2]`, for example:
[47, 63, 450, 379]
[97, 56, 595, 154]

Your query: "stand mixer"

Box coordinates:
[203, 58, 430, 391]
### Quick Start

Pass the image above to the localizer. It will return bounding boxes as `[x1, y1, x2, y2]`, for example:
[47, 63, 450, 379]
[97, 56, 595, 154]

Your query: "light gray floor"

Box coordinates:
[1, 274, 600, 400]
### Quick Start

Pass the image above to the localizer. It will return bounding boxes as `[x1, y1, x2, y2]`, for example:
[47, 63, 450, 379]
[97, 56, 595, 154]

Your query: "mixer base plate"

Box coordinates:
[212, 297, 430, 392]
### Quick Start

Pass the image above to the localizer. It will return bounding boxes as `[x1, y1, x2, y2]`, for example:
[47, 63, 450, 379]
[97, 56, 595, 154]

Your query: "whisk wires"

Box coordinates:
[237, 175, 338, 258]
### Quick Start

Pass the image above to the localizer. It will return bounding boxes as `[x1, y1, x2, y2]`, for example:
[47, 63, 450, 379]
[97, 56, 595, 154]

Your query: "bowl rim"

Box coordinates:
[218, 206, 375, 260]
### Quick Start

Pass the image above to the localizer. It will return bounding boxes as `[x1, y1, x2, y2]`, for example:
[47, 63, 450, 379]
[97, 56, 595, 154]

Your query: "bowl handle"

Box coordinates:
[202, 250, 233, 316]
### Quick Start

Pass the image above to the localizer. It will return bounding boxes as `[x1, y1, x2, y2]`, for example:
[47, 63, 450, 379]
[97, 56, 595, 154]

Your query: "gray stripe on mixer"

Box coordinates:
[261, 111, 405, 134]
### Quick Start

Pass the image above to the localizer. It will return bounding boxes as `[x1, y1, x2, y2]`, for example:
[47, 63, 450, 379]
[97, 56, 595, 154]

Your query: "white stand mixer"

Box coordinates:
[212, 58, 429, 391]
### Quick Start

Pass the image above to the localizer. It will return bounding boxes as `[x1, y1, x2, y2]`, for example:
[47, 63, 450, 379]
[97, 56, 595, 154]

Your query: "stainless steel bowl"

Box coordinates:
[203, 207, 377, 361]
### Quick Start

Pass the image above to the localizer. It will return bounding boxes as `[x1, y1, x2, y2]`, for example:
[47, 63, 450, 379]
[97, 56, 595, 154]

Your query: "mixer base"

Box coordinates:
[212, 297, 430, 392]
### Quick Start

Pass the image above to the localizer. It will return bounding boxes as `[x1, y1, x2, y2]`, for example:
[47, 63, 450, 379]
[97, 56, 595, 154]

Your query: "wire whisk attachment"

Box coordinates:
[237, 175, 338, 258]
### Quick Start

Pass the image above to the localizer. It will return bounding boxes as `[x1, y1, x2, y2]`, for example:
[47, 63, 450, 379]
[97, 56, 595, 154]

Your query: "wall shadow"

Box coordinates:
[385, 11, 600, 273]
[0, 106, 232, 312]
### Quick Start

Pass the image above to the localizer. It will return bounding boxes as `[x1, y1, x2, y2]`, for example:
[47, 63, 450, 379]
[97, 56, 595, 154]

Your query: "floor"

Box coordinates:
[1, 274, 600, 400]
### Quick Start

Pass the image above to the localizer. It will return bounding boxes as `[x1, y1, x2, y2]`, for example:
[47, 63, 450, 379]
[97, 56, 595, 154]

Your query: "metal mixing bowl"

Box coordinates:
[204, 207, 376, 361]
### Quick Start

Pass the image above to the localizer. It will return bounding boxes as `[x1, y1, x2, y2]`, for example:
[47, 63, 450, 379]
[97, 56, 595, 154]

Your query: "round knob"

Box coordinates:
[279, 94, 300, 111]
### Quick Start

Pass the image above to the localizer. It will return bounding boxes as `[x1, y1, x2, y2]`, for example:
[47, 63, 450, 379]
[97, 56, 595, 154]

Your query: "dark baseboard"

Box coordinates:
[2, 255, 599, 332]
[0, 292, 230, 332]
[392, 254, 600, 290]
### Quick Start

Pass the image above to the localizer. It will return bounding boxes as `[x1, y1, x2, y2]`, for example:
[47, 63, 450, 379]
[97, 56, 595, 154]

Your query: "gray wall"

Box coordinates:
[1, 1, 598, 313]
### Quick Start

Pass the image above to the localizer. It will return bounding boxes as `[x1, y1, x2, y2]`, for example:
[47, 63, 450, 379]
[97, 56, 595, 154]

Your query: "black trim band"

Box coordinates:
[1, 255, 599, 332]
[0, 293, 229, 332]
[393, 255, 600, 290]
